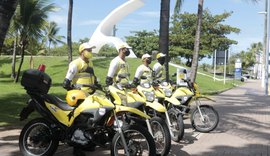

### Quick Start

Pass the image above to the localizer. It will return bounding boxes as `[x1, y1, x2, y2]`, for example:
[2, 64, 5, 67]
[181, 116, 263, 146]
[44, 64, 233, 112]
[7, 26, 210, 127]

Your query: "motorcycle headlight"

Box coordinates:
[143, 91, 155, 102]
[141, 82, 151, 88]
[163, 89, 172, 97]
[161, 81, 169, 87]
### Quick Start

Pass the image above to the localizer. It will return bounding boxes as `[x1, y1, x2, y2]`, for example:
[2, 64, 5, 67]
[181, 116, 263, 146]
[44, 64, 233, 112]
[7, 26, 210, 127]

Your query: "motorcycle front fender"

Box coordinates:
[165, 97, 181, 106]
[145, 101, 166, 113]
[115, 105, 151, 119]
[196, 95, 216, 102]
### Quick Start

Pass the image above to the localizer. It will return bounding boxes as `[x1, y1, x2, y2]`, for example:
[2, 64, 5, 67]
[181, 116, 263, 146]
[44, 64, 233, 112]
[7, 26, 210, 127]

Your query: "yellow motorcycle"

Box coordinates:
[19, 69, 156, 156]
[172, 76, 219, 133]
[153, 80, 185, 142]
[107, 74, 171, 156]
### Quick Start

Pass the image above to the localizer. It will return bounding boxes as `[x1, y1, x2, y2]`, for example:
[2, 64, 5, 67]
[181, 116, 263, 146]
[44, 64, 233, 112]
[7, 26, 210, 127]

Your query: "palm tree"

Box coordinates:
[173, 0, 184, 14]
[67, 0, 73, 63]
[44, 21, 65, 54]
[159, 0, 183, 81]
[13, 0, 56, 82]
[190, 0, 204, 82]
[159, 0, 170, 82]
[0, 0, 18, 52]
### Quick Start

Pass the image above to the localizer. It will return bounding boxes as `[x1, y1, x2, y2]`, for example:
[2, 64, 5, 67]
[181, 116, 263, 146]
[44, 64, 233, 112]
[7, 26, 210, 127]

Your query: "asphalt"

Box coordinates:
[1, 79, 270, 156]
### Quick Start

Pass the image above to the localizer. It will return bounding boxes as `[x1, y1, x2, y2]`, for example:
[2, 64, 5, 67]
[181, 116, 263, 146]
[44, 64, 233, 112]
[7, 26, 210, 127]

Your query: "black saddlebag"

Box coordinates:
[21, 69, 51, 94]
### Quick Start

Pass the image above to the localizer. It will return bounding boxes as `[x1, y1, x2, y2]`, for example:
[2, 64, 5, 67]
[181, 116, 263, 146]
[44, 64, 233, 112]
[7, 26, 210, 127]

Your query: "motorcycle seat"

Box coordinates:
[44, 94, 74, 111]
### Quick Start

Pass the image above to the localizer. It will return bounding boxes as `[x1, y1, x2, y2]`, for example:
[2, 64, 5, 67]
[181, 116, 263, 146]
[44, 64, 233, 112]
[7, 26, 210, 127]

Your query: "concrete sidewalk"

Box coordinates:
[1, 79, 270, 156]
[177, 79, 270, 156]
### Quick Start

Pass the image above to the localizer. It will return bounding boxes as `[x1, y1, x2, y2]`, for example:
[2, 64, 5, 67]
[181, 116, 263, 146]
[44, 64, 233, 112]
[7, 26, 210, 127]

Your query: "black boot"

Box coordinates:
[73, 147, 86, 156]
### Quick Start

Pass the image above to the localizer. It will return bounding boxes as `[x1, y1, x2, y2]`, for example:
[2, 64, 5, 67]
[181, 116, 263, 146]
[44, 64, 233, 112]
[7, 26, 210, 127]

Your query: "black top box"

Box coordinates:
[21, 69, 52, 94]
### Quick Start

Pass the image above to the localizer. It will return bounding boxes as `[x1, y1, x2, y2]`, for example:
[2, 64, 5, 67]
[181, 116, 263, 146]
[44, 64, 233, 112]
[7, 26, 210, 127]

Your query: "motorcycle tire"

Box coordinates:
[111, 124, 156, 156]
[19, 118, 59, 156]
[191, 105, 219, 133]
[167, 108, 185, 142]
[150, 116, 171, 156]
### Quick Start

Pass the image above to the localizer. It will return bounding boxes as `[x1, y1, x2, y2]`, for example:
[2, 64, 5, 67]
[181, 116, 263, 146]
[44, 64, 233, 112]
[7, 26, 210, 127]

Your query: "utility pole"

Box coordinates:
[265, 0, 270, 95]
[214, 50, 216, 82]
[260, 0, 268, 88]
[224, 50, 227, 85]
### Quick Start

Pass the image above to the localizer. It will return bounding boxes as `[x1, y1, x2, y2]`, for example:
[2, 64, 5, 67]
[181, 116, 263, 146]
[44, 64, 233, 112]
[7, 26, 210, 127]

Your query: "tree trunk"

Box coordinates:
[0, 0, 18, 52]
[30, 55, 34, 69]
[159, 0, 170, 82]
[190, 0, 204, 82]
[48, 40, 51, 54]
[11, 38, 17, 79]
[67, 0, 73, 63]
[15, 41, 25, 83]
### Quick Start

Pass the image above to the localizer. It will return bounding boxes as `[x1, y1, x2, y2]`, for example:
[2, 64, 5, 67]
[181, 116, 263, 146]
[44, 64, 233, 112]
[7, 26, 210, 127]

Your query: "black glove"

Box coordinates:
[132, 77, 140, 86]
[152, 81, 159, 87]
[95, 83, 102, 90]
[63, 78, 73, 91]
[106, 76, 113, 86]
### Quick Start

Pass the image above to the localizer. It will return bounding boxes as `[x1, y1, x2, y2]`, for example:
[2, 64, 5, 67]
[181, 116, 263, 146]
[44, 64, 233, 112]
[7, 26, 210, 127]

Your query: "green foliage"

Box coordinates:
[126, 30, 159, 58]
[13, 0, 57, 42]
[170, 9, 240, 60]
[229, 42, 262, 71]
[43, 21, 65, 54]
[97, 44, 118, 57]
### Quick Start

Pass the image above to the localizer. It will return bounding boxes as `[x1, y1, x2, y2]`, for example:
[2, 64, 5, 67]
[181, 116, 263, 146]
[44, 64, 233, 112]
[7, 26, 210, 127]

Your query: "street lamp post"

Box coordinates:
[265, 0, 270, 95]
[259, 0, 269, 95]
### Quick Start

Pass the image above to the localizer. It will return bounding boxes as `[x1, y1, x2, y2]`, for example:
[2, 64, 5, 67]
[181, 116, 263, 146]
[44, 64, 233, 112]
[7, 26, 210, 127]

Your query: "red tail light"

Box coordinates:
[38, 64, 46, 72]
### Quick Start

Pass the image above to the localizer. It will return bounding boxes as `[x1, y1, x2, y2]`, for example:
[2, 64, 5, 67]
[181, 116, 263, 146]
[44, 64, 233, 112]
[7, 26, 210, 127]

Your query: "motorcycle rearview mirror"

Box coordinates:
[172, 73, 177, 77]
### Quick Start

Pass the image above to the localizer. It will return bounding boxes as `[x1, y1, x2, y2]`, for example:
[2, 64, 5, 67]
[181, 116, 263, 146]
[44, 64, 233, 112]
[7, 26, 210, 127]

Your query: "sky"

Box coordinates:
[49, 0, 265, 55]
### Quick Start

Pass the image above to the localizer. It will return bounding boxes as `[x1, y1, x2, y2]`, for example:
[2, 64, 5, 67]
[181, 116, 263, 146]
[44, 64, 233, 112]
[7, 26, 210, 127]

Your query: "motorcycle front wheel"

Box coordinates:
[191, 105, 219, 132]
[111, 124, 156, 156]
[150, 116, 171, 156]
[19, 118, 59, 156]
[167, 108, 185, 142]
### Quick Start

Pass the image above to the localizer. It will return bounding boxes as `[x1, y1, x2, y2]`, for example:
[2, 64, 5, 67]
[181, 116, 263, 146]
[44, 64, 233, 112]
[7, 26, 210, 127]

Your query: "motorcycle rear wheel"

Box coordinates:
[19, 118, 59, 156]
[191, 105, 219, 132]
[111, 124, 156, 156]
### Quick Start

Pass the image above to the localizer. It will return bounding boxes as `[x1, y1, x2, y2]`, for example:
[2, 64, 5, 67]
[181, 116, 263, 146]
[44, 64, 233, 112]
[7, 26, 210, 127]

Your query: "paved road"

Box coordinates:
[1, 79, 270, 156]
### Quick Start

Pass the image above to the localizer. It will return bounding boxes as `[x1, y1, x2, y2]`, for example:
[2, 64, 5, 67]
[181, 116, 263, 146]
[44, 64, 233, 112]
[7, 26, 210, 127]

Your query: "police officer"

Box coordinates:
[63, 42, 98, 155]
[63, 42, 100, 94]
[106, 44, 131, 86]
[133, 53, 152, 86]
[153, 52, 166, 82]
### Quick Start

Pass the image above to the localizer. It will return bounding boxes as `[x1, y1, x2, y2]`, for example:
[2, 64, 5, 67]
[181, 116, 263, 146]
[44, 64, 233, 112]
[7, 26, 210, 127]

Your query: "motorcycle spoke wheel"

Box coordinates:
[150, 117, 171, 156]
[167, 109, 184, 142]
[19, 118, 59, 156]
[111, 125, 156, 156]
[191, 106, 219, 133]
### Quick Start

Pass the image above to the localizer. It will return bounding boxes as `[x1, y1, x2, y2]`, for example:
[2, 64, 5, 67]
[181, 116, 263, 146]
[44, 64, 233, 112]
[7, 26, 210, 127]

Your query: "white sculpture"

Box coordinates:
[89, 0, 146, 58]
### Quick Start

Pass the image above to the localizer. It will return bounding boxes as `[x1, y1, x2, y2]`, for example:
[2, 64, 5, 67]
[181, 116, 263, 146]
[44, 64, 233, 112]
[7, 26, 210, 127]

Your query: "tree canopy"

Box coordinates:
[170, 9, 240, 60]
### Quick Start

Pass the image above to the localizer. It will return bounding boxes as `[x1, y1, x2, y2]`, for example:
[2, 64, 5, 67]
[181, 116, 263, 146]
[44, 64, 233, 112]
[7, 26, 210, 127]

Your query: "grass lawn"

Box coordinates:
[0, 56, 242, 127]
